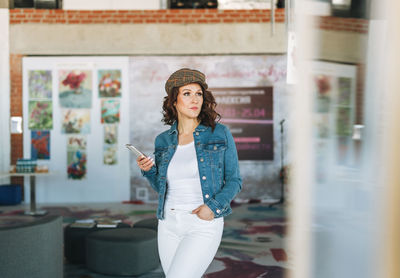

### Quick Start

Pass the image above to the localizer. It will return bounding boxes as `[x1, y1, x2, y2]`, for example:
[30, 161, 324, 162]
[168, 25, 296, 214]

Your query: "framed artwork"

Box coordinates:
[59, 70, 92, 108]
[61, 109, 91, 134]
[31, 131, 50, 160]
[28, 100, 53, 130]
[98, 70, 122, 98]
[101, 99, 120, 124]
[67, 136, 87, 180]
[28, 70, 52, 99]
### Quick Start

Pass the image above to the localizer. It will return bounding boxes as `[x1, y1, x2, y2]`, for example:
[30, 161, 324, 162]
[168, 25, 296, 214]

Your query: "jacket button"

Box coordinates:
[205, 194, 209, 198]
[195, 132, 199, 136]
[213, 145, 217, 150]
[216, 209, 221, 214]
[200, 158, 204, 162]
[202, 176, 206, 180]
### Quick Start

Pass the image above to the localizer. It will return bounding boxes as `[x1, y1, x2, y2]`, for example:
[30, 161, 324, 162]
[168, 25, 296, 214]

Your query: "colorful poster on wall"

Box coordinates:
[104, 124, 118, 144]
[213, 87, 274, 160]
[61, 109, 91, 134]
[28, 70, 52, 99]
[59, 70, 92, 108]
[103, 144, 118, 165]
[31, 131, 50, 160]
[98, 70, 122, 98]
[101, 99, 120, 124]
[67, 135, 87, 180]
[28, 100, 53, 130]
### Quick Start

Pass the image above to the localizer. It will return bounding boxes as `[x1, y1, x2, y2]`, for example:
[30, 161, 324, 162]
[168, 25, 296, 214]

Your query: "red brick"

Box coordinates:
[197, 19, 208, 23]
[145, 19, 156, 23]
[171, 19, 183, 23]
[223, 19, 234, 23]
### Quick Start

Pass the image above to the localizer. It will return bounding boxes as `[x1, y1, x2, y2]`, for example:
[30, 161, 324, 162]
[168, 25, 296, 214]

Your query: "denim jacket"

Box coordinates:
[142, 122, 242, 220]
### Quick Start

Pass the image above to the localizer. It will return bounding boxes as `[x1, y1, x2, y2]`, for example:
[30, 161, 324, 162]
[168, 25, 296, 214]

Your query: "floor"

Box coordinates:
[0, 201, 289, 278]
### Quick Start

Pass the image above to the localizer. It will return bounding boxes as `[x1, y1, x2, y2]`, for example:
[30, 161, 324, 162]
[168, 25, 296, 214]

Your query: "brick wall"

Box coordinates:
[315, 16, 369, 34]
[10, 54, 24, 187]
[9, 8, 285, 24]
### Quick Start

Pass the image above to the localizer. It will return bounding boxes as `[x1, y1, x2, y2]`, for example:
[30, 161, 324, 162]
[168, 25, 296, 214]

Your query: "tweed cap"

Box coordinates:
[165, 68, 208, 95]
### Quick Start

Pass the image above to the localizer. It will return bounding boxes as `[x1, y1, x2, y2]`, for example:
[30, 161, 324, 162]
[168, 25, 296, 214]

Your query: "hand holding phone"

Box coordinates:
[126, 144, 154, 171]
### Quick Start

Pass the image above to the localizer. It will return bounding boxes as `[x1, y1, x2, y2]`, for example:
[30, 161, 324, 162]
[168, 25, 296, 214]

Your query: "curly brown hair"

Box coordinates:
[162, 85, 221, 131]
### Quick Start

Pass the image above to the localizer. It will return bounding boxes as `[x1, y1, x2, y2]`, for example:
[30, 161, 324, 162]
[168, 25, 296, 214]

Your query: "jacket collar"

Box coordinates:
[168, 121, 208, 135]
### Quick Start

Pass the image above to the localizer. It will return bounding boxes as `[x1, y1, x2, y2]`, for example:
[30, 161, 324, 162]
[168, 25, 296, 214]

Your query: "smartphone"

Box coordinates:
[125, 144, 146, 158]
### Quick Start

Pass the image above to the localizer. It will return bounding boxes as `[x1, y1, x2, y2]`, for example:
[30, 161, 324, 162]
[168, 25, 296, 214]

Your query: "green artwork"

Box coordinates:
[28, 101, 53, 130]
[101, 99, 120, 124]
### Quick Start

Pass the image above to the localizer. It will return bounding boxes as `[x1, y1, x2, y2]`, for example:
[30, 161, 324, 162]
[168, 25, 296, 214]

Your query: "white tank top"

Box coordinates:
[165, 141, 204, 209]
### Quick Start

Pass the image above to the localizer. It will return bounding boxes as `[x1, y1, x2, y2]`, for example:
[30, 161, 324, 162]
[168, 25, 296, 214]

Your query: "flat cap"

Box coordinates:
[165, 68, 208, 95]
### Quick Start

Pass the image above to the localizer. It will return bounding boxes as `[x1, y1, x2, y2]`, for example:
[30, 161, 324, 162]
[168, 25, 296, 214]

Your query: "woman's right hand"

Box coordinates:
[137, 156, 154, 172]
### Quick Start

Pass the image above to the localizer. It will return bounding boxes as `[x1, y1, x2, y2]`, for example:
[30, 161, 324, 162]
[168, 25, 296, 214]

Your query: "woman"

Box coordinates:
[137, 68, 242, 278]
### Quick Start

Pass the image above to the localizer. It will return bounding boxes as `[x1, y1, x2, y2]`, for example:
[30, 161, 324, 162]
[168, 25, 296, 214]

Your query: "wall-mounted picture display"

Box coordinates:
[104, 124, 118, 144]
[28, 100, 53, 130]
[67, 135, 87, 180]
[59, 70, 92, 108]
[28, 70, 52, 99]
[103, 144, 117, 165]
[61, 109, 91, 134]
[98, 70, 122, 98]
[31, 130, 50, 160]
[101, 99, 120, 124]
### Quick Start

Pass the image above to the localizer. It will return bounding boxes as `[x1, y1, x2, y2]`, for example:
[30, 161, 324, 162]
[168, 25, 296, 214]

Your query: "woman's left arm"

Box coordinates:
[205, 126, 242, 217]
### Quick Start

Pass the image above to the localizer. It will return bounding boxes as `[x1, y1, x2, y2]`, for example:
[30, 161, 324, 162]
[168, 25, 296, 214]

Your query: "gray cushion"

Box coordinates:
[86, 228, 159, 276]
[132, 217, 158, 231]
[0, 215, 63, 278]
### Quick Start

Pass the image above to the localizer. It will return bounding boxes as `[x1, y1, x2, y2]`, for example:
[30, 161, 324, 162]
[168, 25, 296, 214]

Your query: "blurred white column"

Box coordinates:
[286, 1, 315, 278]
[0, 9, 10, 175]
[377, 0, 400, 276]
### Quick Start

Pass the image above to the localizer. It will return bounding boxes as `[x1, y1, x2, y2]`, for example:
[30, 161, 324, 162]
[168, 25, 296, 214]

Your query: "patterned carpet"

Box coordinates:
[0, 202, 288, 278]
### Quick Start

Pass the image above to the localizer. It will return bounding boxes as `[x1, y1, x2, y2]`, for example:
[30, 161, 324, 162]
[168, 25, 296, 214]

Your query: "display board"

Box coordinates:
[213, 87, 273, 160]
[23, 57, 130, 203]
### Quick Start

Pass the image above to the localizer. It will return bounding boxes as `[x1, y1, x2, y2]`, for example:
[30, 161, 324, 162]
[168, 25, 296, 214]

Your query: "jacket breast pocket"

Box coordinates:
[204, 141, 226, 167]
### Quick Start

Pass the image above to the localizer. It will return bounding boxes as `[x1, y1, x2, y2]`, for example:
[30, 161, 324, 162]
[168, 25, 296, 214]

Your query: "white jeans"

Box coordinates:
[158, 206, 224, 278]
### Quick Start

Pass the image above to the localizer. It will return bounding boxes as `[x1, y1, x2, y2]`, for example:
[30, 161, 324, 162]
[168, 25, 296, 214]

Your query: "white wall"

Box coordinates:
[22, 57, 130, 203]
[10, 23, 287, 55]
